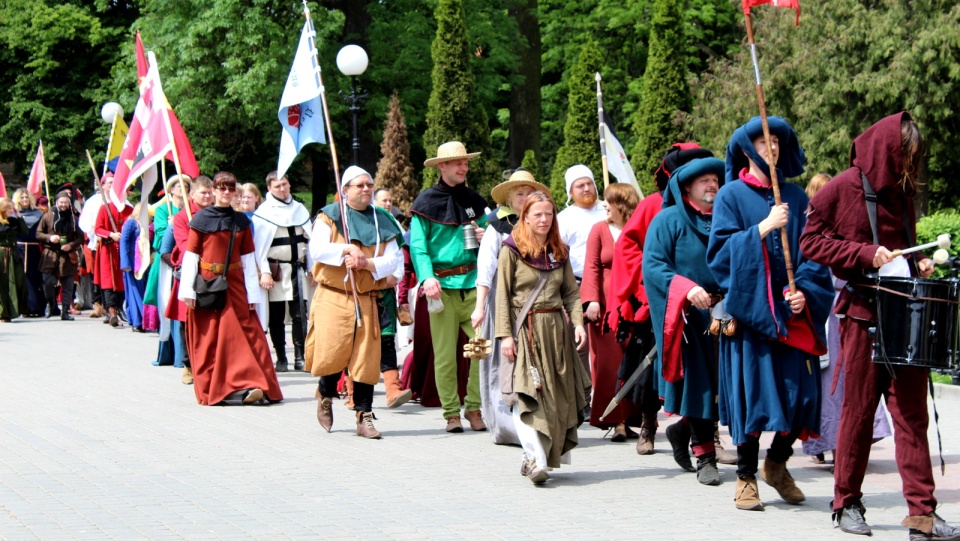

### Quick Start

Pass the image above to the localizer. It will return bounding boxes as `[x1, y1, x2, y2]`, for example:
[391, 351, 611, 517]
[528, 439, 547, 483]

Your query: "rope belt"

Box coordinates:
[435, 263, 476, 279]
[199, 261, 242, 273]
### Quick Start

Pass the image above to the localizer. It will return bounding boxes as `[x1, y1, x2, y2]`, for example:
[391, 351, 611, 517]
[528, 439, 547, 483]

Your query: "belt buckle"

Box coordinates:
[210, 263, 224, 273]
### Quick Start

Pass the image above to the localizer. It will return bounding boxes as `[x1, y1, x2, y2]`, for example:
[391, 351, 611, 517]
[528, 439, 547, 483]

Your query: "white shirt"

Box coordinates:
[558, 201, 606, 278]
[309, 216, 403, 283]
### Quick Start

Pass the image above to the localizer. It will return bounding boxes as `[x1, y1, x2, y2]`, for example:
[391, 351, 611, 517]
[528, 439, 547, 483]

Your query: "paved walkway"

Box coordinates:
[1, 316, 958, 540]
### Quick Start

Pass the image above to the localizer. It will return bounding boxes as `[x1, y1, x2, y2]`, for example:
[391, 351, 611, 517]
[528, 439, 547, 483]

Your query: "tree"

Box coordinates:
[520, 149, 540, 180]
[421, 0, 498, 199]
[506, 0, 541, 169]
[375, 93, 418, 212]
[549, 41, 604, 205]
[631, 0, 690, 196]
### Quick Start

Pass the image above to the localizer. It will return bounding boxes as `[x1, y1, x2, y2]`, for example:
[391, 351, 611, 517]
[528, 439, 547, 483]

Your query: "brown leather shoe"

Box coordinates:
[612, 423, 628, 443]
[383, 369, 413, 409]
[241, 388, 264, 405]
[464, 409, 487, 431]
[445, 415, 464, 433]
[714, 424, 737, 465]
[636, 411, 657, 455]
[355, 411, 382, 439]
[181, 366, 194, 385]
[316, 392, 333, 433]
[760, 457, 805, 504]
[735, 476, 764, 511]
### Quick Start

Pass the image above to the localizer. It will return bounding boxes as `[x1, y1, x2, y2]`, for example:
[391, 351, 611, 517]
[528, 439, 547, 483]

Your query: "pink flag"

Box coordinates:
[743, 0, 800, 25]
[0, 170, 6, 198]
[26, 141, 46, 199]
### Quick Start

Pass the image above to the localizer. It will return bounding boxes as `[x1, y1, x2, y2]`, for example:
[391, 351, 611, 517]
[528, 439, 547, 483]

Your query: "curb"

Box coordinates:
[933, 382, 960, 402]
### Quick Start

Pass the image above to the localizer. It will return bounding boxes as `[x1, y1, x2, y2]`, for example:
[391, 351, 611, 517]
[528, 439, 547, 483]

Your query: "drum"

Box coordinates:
[873, 276, 959, 369]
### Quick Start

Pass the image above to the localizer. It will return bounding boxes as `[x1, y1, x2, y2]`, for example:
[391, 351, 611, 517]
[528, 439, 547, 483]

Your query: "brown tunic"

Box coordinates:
[35, 212, 83, 277]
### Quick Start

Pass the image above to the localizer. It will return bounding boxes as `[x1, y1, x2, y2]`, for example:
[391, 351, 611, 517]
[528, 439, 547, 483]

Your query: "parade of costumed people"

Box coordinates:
[472, 168, 549, 445]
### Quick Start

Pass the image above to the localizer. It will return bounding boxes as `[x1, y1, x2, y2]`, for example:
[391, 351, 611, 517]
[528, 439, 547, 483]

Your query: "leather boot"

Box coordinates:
[108, 307, 122, 328]
[181, 366, 194, 385]
[696, 452, 722, 486]
[636, 411, 657, 455]
[275, 352, 288, 373]
[60, 299, 73, 321]
[90, 302, 105, 318]
[833, 502, 872, 536]
[355, 411, 382, 439]
[666, 420, 694, 472]
[316, 391, 333, 432]
[760, 457, 805, 504]
[383, 369, 412, 408]
[343, 376, 355, 409]
[735, 476, 764, 511]
[714, 422, 737, 465]
[292, 325, 305, 371]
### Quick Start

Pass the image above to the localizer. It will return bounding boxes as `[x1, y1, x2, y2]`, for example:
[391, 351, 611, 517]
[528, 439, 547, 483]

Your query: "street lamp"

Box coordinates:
[100, 102, 124, 124]
[336, 44, 369, 166]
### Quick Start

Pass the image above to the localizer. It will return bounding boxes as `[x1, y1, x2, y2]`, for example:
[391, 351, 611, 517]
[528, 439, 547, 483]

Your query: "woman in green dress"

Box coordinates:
[0, 198, 28, 321]
[495, 191, 589, 485]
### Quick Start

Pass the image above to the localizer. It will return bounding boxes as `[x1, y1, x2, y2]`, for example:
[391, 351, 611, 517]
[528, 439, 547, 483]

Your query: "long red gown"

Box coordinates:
[580, 221, 641, 428]
[184, 226, 282, 405]
[93, 203, 133, 291]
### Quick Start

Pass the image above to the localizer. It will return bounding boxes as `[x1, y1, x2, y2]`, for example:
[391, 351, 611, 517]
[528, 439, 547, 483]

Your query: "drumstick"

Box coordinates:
[891, 234, 950, 257]
[933, 249, 950, 265]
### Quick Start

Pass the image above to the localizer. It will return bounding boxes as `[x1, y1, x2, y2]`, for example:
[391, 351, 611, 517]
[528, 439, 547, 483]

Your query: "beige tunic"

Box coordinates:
[304, 213, 393, 385]
[495, 248, 588, 468]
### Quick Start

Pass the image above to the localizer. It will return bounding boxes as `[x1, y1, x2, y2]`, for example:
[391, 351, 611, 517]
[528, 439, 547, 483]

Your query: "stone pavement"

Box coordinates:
[1, 316, 958, 541]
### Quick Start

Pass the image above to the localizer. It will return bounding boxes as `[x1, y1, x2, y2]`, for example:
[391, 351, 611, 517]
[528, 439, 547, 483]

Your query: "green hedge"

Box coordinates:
[916, 211, 960, 278]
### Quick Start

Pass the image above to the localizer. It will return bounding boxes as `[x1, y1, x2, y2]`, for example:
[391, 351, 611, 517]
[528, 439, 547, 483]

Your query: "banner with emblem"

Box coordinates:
[277, 18, 327, 179]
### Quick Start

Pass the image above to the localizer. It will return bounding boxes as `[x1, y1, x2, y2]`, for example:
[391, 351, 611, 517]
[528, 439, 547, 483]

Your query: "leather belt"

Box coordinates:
[200, 261, 242, 273]
[528, 308, 561, 314]
[319, 282, 379, 297]
[435, 263, 477, 279]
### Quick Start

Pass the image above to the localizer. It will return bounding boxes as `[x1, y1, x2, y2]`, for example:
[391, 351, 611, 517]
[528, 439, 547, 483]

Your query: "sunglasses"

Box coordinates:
[215, 185, 237, 193]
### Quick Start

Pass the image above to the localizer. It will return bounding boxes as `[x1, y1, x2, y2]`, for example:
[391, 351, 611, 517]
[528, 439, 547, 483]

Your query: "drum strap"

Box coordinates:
[928, 374, 947, 476]
[860, 170, 880, 245]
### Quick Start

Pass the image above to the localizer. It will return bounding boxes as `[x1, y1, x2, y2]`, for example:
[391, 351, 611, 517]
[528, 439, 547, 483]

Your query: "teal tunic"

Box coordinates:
[409, 213, 488, 290]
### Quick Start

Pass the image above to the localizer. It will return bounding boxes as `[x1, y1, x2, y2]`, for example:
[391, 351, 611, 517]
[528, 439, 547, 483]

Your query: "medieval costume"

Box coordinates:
[409, 141, 489, 432]
[94, 197, 133, 326]
[0, 213, 28, 321]
[305, 194, 402, 437]
[178, 205, 281, 406]
[706, 117, 833, 510]
[144, 190, 182, 338]
[166, 201, 205, 383]
[120, 216, 148, 330]
[15, 207, 45, 317]
[35, 201, 83, 320]
[801, 112, 960, 539]
[252, 191, 312, 372]
[78, 188, 107, 317]
[154, 227, 185, 367]
[643, 157, 726, 484]
[495, 237, 589, 475]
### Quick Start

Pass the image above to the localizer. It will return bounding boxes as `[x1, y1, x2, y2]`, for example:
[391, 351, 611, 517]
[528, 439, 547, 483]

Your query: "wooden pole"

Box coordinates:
[595, 73, 610, 190]
[40, 140, 50, 204]
[744, 12, 796, 294]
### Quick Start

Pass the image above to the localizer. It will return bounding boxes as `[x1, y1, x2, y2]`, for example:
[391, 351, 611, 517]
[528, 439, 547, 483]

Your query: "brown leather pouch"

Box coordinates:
[268, 260, 282, 281]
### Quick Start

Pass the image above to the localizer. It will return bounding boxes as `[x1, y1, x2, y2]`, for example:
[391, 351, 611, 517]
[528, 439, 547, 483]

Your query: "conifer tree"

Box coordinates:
[520, 149, 540, 180]
[375, 92, 418, 212]
[631, 0, 690, 196]
[549, 41, 604, 205]
[421, 0, 497, 199]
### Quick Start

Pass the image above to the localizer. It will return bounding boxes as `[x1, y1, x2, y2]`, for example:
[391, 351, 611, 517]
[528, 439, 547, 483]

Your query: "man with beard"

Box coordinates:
[36, 192, 84, 320]
[410, 141, 489, 433]
[643, 157, 725, 486]
[253, 171, 312, 373]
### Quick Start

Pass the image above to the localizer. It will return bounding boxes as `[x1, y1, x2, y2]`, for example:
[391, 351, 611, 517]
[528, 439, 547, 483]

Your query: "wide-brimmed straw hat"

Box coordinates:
[490, 169, 549, 205]
[424, 141, 481, 168]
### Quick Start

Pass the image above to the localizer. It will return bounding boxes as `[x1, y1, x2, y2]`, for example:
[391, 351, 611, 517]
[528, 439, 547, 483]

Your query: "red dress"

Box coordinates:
[184, 226, 282, 405]
[93, 203, 133, 291]
[164, 202, 200, 322]
[581, 221, 639, 428]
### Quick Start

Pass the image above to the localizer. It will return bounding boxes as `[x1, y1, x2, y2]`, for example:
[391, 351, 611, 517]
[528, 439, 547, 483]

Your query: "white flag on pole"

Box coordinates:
[277, 19, 326, 179]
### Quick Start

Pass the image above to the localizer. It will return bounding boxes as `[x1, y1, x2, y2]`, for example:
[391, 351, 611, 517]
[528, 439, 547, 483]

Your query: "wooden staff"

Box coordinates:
[744, 11, 796, 294]
[595, 73, 611, 190]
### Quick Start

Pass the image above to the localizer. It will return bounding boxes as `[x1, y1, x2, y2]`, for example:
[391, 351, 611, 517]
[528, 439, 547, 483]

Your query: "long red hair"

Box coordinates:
[512, 192, 568, 261]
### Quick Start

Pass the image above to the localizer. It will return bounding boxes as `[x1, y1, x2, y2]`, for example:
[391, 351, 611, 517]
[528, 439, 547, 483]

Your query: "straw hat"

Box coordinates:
[424, 141, 481, 168]
[490, 169, 549, 205]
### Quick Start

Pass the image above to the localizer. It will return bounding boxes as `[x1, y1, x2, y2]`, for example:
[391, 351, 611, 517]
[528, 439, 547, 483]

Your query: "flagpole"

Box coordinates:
[103, 117, 119, 178]
[744, 11, 796, 294]
[155, 68, 192, 222]
[595, 73, 610, 190]
[39, 140, 50, 203]
[303, 0, 362, 326]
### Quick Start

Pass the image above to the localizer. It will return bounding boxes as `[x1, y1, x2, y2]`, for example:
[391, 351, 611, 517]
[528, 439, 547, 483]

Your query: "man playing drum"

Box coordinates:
[802, 112, 960, 541]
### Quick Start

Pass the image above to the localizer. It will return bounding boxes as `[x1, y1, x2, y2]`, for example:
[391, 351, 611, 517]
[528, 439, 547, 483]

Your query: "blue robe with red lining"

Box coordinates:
[706, 171, 833, 445]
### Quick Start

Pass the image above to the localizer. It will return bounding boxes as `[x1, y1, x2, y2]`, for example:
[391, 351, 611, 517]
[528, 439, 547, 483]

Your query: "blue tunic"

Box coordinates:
[706, 173, 833, 445]
[120, 219, 148, 328]
[644, 159, 723, 421]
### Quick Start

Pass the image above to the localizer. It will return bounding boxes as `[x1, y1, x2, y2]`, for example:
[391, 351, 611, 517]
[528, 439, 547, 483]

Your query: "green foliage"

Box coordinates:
[375, 93, 418, 212]
[917, 211, 960, 279]
[520, 149, 540, 180]
[549, 41, 604, 205]
[421, 0, 498, 199]
[631, 0, 691, 196]
[684, 1, 960, 211]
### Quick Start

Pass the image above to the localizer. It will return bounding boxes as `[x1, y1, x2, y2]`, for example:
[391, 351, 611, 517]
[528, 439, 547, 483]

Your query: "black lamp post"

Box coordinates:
[336, 44, 369, 166]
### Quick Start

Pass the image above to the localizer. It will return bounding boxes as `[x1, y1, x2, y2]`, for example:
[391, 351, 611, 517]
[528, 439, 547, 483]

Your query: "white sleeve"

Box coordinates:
[308, 217, 350, 266]
[370, 239, 402, 281]
[475, 226, 502, 288]
[242, 252, 261, 304]
[178, 251, 200, 300]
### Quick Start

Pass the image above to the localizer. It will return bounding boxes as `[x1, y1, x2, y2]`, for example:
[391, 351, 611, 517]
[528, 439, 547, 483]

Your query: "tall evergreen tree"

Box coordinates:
[549, 41, 603, 205]
[421, 0, 497, 198]
[520, 149, 540, 180]
[631, 0, 690, 196]
[375, 93, 418, 212]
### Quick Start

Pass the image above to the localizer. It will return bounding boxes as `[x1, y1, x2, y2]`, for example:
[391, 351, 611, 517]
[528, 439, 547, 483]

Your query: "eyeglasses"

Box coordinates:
[215, 185, 237, 193]
[349, 183, 375, 190]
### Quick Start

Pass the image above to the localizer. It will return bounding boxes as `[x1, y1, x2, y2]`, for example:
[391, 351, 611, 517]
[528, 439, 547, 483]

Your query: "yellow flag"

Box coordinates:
[104, 116, 129, 174]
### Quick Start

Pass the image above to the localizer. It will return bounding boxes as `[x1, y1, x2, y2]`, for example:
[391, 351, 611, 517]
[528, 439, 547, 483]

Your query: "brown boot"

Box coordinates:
[108, 307, 122, 328]
[714, 423, 737, 465]
[316, 391, 333, 432]
[735, 476, 764, 511]
[90, 302, 105, 318]
[356, 411, 382, 439]
[636, 411, 657, 455]
[464, 409, 487, 431]
[383, 369, 412, 409]
[760, 457, 805, 504]
[181, 366, 194, 385]
[342, 376, 355, 409]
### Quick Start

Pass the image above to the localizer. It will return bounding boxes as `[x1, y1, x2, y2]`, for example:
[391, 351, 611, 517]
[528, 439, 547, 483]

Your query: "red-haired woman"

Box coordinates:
[495, 192, 589, 484]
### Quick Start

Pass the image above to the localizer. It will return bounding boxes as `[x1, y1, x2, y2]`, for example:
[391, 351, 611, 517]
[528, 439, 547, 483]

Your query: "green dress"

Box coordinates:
[0, 217, 28, 320]
[144, 203, 180, 307]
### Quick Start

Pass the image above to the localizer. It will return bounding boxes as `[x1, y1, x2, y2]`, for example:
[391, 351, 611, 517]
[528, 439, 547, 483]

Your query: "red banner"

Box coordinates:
[743, 0, 800, 25]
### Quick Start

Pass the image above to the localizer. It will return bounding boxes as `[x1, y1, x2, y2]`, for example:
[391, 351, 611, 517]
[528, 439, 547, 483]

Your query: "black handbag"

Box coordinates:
[194, 224, 237, 311]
